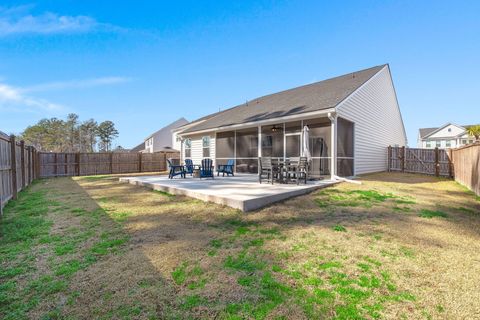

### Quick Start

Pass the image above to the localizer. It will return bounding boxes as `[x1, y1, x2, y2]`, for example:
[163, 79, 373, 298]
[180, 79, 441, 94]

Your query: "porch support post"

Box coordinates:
[258, 126, 262, 176]
[328, 112, 337, 180]
[258, 126, 262, 158]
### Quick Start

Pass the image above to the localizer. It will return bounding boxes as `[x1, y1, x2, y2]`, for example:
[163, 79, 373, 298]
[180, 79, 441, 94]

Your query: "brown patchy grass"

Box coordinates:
[1, 172, 479, 319]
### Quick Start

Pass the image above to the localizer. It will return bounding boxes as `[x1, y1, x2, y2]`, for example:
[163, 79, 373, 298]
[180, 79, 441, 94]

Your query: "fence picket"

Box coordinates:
[387, 146, 452, 177]
[37, 151, 178, 178]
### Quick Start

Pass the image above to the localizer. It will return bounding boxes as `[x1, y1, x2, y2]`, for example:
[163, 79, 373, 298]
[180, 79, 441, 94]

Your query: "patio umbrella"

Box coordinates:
[302, 126, 312, 161]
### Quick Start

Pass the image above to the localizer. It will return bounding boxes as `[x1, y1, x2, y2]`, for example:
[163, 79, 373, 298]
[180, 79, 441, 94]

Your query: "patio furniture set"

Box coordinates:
[259, 157, 309, 185]
[167, 157, 309, 185]
[167, 158, 234, 179]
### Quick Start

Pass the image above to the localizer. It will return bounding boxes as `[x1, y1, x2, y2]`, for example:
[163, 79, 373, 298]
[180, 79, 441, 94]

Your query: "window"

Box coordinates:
[202, 136, 210, 158]
[462, 139, 467, 145]
[448, 128, 452, 132]
[446, 140, 451, 148]
[184, 138, 191, 158]
[436, 141, 441, 148]
[426, 141, 431, 148]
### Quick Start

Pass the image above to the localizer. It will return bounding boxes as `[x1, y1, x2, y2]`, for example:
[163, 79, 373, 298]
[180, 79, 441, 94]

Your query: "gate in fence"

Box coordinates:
[387, 146, 453, 177]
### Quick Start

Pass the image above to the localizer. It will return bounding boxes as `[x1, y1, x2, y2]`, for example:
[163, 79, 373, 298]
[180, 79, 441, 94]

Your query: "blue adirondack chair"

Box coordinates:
[184, 159, 195, 176]
[199, 158, 214, 179]
[167, 158, 185, 179]
[217, 159, 235, 176]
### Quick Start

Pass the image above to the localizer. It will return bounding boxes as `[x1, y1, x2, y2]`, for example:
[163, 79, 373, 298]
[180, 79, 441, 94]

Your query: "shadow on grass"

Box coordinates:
[0, 177, 181, 320]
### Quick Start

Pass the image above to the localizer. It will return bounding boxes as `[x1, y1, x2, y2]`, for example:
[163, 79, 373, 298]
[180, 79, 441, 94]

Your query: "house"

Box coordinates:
[175, 64, 407, 178]
[417, 123, 475, 149]
[138, 118, 189, 153]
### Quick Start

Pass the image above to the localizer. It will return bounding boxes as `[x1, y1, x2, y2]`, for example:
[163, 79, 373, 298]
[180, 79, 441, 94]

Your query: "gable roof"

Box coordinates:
[418, 123, 475, 139]
[130, 142, 145, 153]
[419, 127, 439, 139]
[181, 65, 386, 134]
[145, 117, 189, 141]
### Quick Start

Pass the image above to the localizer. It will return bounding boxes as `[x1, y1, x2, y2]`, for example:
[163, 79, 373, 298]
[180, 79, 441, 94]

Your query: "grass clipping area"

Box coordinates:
[1, 172, 479, 319]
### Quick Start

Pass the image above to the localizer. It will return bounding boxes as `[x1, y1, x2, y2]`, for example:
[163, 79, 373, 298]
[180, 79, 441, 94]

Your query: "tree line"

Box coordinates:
[21, 114, 119, 152]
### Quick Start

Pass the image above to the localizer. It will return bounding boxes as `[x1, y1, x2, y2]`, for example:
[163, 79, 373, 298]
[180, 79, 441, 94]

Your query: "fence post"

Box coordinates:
[387, 145, 392, 172]
[64, 154, 68, 176]
[109, 152, 113, 174]
[20, 140, 26, 189]
[27, 146, 32, 184]
[435, 147, 440, 177]
[36, 151, 41, 179]
[401, 146, 405, 172]
[138, 153, 142, 173]
[448, 148, 453, 178]
[53, 153, 58, 177]
[10, 135, 18, 200]
[32, 148, 36, 180]
[75, 153, 80, 176]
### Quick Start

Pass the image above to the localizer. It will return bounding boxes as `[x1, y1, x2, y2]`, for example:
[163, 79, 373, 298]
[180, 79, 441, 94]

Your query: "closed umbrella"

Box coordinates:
[302, 126, 311, 161]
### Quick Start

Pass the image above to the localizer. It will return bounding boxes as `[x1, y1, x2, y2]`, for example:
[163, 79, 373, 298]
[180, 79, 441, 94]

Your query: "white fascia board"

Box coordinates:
[178, 108, 336, 137]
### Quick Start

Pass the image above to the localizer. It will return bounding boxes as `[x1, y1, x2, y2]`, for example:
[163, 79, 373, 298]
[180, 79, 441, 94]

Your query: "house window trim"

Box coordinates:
[202, 136, 211, 158]
[184, 138, 192, 158]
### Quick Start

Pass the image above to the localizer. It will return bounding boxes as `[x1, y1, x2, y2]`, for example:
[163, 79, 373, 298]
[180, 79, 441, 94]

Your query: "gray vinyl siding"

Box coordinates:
[336, 66, 407, 175]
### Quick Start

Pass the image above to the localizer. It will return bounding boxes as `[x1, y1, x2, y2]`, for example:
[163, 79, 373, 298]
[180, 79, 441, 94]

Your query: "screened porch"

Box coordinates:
[214, 116, 354, 178]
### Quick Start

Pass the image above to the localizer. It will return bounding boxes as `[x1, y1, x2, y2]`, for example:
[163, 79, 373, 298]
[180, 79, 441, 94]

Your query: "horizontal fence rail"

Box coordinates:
[0, 134, 37, 215]
[451, 142, 480, 196]
[387, 146, 453, 177]
[38, 151, 179, 178]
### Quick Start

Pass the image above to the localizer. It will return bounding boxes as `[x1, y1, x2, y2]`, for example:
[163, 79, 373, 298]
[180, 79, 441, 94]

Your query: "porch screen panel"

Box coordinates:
[216, 131, 235, 166]
[303, 118, 331, 177]
[337, 117, 354, 177]
[236, 128, 258, 173]
[285, 121, 301, 133]
[262, 124, 283, 158]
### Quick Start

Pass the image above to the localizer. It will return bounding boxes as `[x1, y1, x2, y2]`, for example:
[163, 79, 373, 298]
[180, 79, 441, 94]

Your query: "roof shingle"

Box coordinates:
[181, 65, 386, 134]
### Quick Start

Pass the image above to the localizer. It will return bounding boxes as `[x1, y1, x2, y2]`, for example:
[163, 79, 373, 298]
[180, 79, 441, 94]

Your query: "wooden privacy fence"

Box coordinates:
[38, 151, 179, 178]
[0, 133, 37, 215]
[387, 146, 453, 177]
[450, 143, 480, 196]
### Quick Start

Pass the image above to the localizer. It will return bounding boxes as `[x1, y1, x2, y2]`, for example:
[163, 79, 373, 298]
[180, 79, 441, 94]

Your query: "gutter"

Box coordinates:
[178, 108, 336, 137]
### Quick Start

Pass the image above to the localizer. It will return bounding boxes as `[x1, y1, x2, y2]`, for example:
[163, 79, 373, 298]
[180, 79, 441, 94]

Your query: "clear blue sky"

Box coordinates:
[1, 1, 479, 147]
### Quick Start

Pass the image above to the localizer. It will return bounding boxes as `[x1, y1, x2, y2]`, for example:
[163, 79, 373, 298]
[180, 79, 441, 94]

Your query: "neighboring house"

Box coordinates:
[417, 123, 476, 149]
[130, 142, 145, 153]
[175, 64, 407, 178]
[141, 118, 189, 153]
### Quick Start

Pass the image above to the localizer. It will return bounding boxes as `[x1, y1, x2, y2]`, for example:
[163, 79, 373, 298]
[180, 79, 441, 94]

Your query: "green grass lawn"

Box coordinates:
[1, 172, 479, 319]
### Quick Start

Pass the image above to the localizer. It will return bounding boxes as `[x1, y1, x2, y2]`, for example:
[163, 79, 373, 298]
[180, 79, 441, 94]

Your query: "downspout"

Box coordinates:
[328, 112, 337, 181]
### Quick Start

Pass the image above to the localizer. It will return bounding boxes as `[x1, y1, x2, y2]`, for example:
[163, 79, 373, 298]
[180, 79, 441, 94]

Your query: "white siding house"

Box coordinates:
[175, 64, 407, 178]
[140, 118, 189, 153]
[337, 66, 406, 174]
[417, 123, 475, 149]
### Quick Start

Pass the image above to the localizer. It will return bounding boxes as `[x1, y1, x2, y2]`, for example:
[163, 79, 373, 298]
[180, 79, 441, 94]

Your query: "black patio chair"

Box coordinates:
[167, 158, 186, 179]
[217, 159, 235, 176]
[285, 157, 308, 185]
[259, 157, 275, 184]
[199, 158, 214, 179]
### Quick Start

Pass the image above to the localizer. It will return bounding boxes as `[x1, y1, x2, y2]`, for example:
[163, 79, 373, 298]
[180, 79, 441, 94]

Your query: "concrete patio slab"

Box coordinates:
[119, 174, 338, 212]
